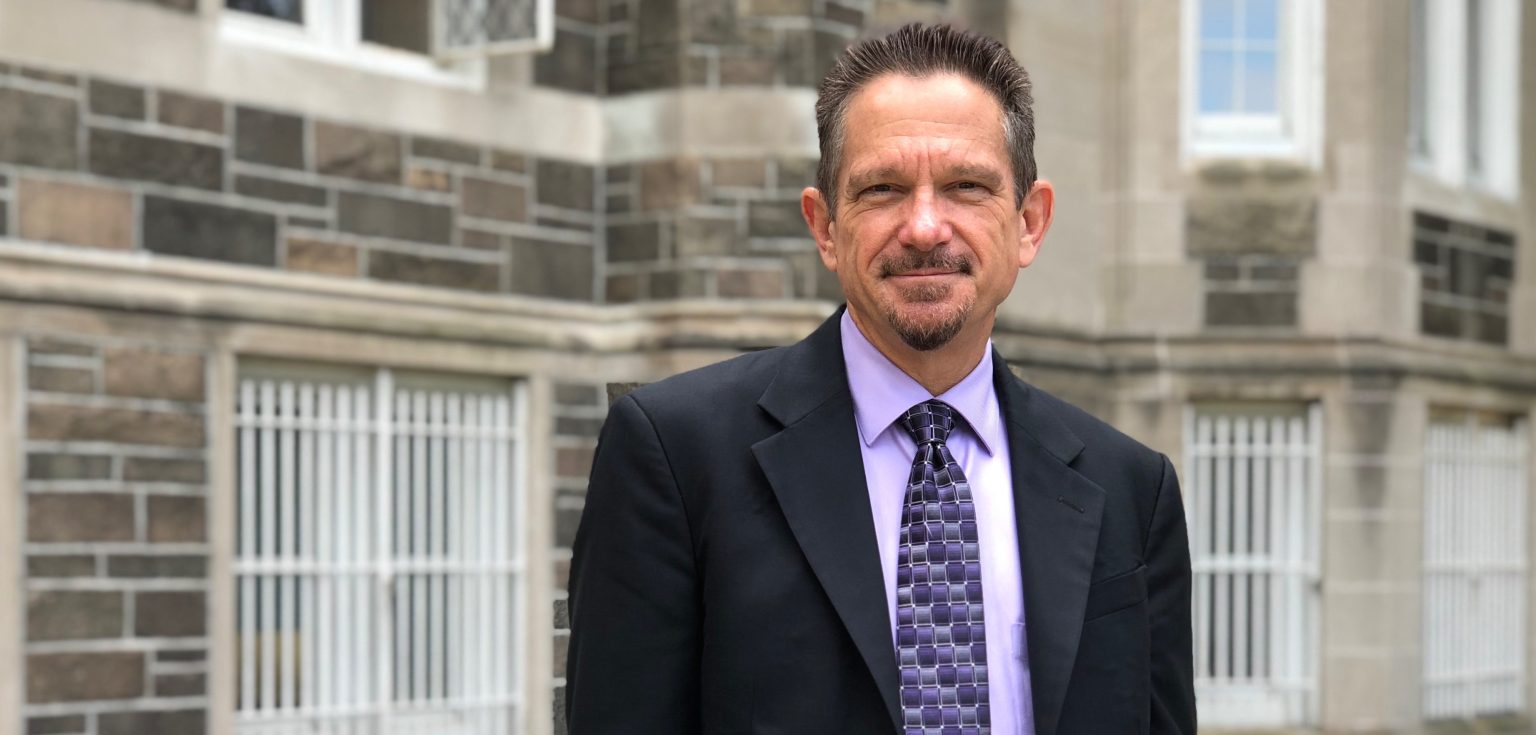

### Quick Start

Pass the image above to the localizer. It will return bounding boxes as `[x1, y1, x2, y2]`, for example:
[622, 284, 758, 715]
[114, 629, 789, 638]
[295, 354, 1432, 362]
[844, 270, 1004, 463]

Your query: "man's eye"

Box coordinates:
[955, 181, 983, 191]
[864, 184, 895, 195]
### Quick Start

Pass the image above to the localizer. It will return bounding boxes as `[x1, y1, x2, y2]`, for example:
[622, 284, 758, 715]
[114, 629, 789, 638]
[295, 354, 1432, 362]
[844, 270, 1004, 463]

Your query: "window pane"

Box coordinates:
[1201, 0, 1238, 41]
[363, 0, 433, 55]
[1199, 49, 1237, 114]
[1241, 50, 1278, 114]
[1243, 0, 1279, 43]
[226, 0, 303, 24]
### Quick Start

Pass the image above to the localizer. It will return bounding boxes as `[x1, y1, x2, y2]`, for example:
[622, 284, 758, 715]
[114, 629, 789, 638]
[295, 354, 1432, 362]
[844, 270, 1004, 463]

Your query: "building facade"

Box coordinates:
[0, 1, 1530, 734]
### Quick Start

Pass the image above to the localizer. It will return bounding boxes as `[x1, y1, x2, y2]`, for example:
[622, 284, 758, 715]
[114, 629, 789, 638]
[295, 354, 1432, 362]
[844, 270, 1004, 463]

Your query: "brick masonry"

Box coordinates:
[22, 335, 211, 734]
[549, 381, 609, 735]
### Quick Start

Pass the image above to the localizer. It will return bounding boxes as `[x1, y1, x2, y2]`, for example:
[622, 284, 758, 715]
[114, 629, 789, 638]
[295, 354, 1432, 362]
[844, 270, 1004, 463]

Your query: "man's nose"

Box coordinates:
[897, 188, 952, 250]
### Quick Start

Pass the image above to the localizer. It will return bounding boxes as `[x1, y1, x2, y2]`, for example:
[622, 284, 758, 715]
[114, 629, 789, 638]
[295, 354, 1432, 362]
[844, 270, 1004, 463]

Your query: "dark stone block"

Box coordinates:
[235, 106, 306, 169]
[26, 715, 86, 735]
[156, 649, 206, 662]
[158, 90, 224, 134]
[337, 192, 452, 244]
[28, 365, 95, 394]
[17, 67, 78, 87]
[410, 136, 481, 165]
[687, 0, 738, 43]
[27, 555, 96, 578]
[1251, 261, 1299, 281]
[89, 128, 223, 190]
[556, 416, 604, 437]
[98, 710, 205, 735]
[28, 493, 134, 542]
[0, 87, 79, 169]
[536, 159, 595, 211]
[235, 174, 328, 206]
[89, 79, 146, 120]
[134, 591, 205, 637]
[553, 383, 599, 406]
[108, 555, 208, 578]
[314, 121, 402, 183]
[1203, 259, 1241, 281]
[147, 495, 206, 543]
[509, 238, 594, 300]
[29, 403, 205, 447]
[143, 196, 277, 266]
[27, 652, 143, 703]
[27, 453, 112, 480]
[1421, 302, 1463, 339]
[1475, 311, 1508, 345]
[606, 273, 640, 303]
[606, 382, 644, 405]
[557, 0, 600, 22]
[555, 504, 583, 547]
[553, 687, 567, 735]
[1187, 197, 1316, 255]
[1205, 291, 1297, 327]
[489, 149, 527, 173]
[608, 57, 682, 95]
[27, 339, 94, 357]
[812, 29, 850, 83]
[606, 222, 661, 262]
[536, 29, 598, 94]
[649, 268, 708, 299]
[124, 457, 206, 483]
[718, 267, 785, 298]
[554, 598, 569, 628]
[368, 250, 500, 292]
[461, 177, 527, 222]
[154, 673, 206, 697]
[27, 591, 123, 641]
[748, 200, 806, 238]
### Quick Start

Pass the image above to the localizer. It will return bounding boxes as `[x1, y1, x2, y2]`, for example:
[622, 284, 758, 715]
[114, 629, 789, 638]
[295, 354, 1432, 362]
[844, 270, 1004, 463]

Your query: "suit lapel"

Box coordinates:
[752, 312, 903, 731]
[994, 356, 1106, 735]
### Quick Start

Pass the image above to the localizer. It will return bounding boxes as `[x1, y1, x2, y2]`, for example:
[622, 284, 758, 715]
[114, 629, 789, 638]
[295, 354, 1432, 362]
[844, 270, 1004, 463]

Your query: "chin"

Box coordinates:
[883, 299, 973, 352]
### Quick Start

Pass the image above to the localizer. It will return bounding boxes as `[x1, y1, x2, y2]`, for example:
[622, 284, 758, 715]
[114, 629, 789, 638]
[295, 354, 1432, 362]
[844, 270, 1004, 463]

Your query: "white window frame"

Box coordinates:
[1184, 403, 1322, 729]
[219, 0, 488, 89]
[232, 362, 530, 735]
[1413, 0, 1521, 200]
[1181, 0, 1324, 164]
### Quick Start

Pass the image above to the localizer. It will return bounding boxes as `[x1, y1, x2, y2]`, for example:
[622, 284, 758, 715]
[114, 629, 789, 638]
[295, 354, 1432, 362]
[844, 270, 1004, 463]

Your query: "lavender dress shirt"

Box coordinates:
[840, 310, 1036, 735]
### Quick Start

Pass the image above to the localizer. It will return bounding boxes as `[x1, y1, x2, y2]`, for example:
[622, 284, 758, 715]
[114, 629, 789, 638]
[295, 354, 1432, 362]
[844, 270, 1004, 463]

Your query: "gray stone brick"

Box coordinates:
[748, 200, 806, 238]
[27, 652, 144, 703]
[88, 79, 146, 120]
[368, 250, 501, 293]
[608, 57, 683, 95]
[27, 555, 97, 578]
[337, 191, 452, 244]
[234, 174, 328, 206]
[28, 493, 135, 542]
[287, 238, 359, 277]
[556, 446, 594, 478]
[134, 591, 205, 637]
[509, 238, 594, 300]
[461, 177, 527, 222]
[103, 347, 204, 403]
[1205, 291, 1297, 327]
[98, 710, 205, 735]
[554, 598, 569, 628]
[553, 686, 567, 735]
[639, 159, 701, 210]
[235, 106, 306, 170]
[606, 382, 644, 405]
[649, 268, 709, 299]
[123, 457, 206, 484]
[536, 29, 598, 94]
[147, 495, 206, 543]
[29, 403, 205, 447]
[143, 196, 277, 266]
[489, 149, 527, 173]
[687, 0, 738, 43]
[1203, 259, 1241, 281]
[108, 555, 207, 578]
[636, 0, 681, 46]
[606, 273, 641, 303]
[556, 0, 600, 22]
[718, 267, 785, 298]
[536, 159, 595, 211]
[26, 453, 112, 480]
[1187, 198, 1317, 255]
[158, 90, 224, 134]
[776, 158, 817, 189]
[314, 121, 402, 183]
[554, 383, 599, 407]
[26, 714, 86, 735]
[555, 504, 583, 548]
[154, 673, 206, 697]
[156, 649, 205, 662]
[88, 128, 223, 190]
[27, 366, 94, 394]
[410, 136, 481, 165]
[16, 67, 78, 87]
[0, 87, 80, 170]
[556, 416, 604, 437]
[27, 591, 123, 641]
[606, 222, 661, 262]
[460, 229, 502, 251]
[27, 338, 94, 357]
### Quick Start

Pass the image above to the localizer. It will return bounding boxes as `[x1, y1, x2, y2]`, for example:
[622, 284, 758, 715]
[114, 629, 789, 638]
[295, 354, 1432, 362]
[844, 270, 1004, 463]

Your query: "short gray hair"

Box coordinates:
[814, 24, 1036, 220]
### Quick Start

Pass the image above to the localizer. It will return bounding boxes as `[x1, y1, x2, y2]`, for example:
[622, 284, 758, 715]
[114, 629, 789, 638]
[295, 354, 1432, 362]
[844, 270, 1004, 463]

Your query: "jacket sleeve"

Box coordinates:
[565, 394, 701, 734]
[1147, 453, 1197, 734]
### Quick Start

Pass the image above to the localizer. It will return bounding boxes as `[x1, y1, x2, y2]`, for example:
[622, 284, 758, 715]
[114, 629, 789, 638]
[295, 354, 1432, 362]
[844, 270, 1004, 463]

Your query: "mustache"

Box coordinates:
[877, 251, 973, 278]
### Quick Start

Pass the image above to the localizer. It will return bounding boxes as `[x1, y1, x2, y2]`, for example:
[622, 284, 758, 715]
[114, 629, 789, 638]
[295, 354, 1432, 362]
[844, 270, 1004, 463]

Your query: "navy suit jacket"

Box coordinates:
[566, 310, 1197, 734]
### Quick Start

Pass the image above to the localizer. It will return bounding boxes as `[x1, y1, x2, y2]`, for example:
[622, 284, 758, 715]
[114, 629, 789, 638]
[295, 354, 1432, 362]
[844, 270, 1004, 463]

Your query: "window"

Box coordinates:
[1185, 404, 1321, 728]
[1423, 412, 1529, 720]
[234, 365, 527, 734]
[1182, 0, 1322, 161]
[1411, 0, 1522, 198]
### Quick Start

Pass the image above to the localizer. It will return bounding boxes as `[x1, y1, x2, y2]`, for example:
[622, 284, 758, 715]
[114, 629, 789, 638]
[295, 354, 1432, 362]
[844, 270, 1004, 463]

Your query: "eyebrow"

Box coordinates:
[844, 163, 1006, 196]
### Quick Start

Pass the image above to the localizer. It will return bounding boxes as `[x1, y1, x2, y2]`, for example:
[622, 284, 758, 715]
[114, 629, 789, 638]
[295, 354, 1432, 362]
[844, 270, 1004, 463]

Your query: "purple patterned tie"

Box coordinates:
[897, 400, 989, 735]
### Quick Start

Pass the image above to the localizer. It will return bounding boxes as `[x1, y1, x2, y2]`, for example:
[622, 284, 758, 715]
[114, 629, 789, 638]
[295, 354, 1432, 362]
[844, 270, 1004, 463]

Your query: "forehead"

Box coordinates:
[839, 72, 1008, 174]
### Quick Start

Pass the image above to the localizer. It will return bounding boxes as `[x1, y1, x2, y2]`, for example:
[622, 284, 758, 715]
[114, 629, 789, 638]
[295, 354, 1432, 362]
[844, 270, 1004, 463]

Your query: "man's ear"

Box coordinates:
[1017, 179, 1055, 269]
[802, 187, 838, 271]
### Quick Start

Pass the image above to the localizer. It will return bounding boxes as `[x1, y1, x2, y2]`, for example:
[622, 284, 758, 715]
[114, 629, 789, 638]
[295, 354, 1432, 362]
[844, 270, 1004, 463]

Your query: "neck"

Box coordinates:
[847, 307, 993, 395]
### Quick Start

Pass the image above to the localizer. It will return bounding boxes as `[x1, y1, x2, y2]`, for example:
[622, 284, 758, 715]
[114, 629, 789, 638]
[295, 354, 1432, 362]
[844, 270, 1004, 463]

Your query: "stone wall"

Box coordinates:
[0, 61, 599, 303]
[22, 336, 211, 735]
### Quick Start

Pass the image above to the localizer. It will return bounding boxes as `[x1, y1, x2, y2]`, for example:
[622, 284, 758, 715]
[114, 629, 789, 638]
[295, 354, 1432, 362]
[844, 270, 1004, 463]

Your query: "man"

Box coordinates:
[567, 23, 1195, 735]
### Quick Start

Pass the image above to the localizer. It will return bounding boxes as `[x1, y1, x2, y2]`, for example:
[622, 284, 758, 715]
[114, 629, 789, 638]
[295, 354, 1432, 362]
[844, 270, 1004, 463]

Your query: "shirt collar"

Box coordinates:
[839, 309, 1000, 455]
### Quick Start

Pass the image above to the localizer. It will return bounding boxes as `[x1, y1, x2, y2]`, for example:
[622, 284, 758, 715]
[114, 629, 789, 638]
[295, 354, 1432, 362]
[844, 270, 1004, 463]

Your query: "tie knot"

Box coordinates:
[900, 400, 956, 445]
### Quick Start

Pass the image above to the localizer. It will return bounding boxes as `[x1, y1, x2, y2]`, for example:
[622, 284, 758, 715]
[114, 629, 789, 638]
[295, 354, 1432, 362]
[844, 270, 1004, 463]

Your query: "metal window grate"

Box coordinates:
[1185, 404, 1321, 728]
[434, 0, 553, 58]
[235, 368, 525, 735]
[1423, 415, 1529, 720]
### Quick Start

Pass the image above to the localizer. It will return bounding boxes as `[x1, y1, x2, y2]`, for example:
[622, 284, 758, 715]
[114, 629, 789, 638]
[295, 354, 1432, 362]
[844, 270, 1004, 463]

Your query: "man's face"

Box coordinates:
[803, 72, 1052, 353]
